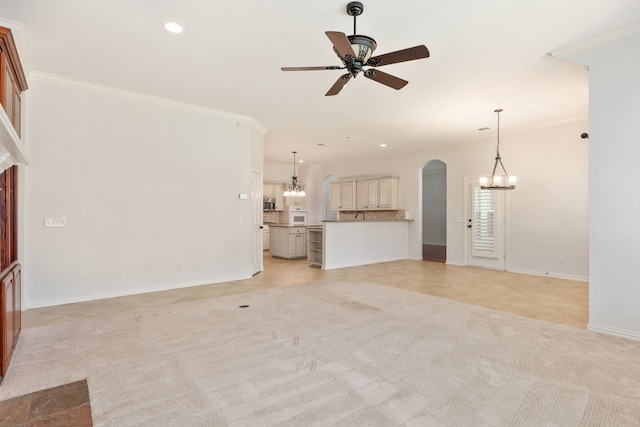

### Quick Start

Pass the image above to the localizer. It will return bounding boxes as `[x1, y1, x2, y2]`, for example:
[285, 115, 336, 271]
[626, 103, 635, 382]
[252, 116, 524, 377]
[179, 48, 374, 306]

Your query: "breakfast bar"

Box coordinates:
[320, 220, 411, 269]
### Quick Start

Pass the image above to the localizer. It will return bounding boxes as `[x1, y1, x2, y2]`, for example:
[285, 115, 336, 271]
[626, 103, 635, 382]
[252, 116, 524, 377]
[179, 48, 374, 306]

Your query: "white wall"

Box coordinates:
[564, 33, 640, 340]
[321, 119, 589, 280]
[24, 75, 264, 308]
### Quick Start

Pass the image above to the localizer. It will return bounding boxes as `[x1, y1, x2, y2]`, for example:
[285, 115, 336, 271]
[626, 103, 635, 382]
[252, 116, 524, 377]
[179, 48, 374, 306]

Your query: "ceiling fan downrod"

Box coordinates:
[347, 1, 364, 34]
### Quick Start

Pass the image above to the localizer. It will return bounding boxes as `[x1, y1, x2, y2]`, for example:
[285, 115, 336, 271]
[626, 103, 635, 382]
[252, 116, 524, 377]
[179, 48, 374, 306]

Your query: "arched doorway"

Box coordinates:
[422, 160, 447, 262]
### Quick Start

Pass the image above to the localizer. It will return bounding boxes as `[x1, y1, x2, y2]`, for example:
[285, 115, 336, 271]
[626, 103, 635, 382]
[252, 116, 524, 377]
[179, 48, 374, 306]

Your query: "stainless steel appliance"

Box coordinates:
[263, 197, 276, 210]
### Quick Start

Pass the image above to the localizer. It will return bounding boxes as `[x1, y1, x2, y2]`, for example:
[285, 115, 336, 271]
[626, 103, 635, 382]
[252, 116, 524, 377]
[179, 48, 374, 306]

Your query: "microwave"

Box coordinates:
[282, 205, 308, 226]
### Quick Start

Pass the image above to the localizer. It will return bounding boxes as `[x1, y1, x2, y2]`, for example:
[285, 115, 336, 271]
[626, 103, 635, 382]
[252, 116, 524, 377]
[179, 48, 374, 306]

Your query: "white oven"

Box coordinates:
[283, 205, 308, 226]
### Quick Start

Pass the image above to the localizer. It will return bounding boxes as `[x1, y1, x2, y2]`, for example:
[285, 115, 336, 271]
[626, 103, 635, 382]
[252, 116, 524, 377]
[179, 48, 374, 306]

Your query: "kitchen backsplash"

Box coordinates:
[337, 209, 406, 221]
[265, 209, 407, 223]
[263, 211, 280, 223]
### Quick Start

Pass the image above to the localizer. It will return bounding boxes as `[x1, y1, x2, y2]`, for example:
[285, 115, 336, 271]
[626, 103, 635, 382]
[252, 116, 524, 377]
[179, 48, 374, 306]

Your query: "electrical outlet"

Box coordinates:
[178, 262, 184, 270]
[238, 216, 243, 223]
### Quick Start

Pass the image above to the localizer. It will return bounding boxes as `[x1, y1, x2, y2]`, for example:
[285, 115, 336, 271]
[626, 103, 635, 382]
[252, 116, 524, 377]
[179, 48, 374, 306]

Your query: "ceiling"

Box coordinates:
[1, 1, 640, 166]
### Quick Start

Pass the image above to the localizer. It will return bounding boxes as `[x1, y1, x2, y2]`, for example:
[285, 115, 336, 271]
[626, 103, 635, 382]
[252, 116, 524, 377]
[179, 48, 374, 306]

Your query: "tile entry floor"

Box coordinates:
[0, 380, 92, 426]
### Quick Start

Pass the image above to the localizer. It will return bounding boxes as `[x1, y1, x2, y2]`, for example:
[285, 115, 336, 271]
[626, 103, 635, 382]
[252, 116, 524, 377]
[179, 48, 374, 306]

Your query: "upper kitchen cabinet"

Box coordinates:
[264, 182, 284, 211]
[0, 26, 28, 174]
[356, 176, 399, 210]
[330, 180, 356, 210]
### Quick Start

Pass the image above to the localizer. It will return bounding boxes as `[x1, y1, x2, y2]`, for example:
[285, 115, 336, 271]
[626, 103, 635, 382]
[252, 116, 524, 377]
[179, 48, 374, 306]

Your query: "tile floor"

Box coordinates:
[22, 254, 589, 330]
[1, 255, 588, 425]
[0, 380, 92, 426]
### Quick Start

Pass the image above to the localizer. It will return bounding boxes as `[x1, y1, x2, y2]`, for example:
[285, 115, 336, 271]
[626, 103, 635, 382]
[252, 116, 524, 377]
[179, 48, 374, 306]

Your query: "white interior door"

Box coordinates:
[466, 178, 506, 270]
[251, 171, 263, 275]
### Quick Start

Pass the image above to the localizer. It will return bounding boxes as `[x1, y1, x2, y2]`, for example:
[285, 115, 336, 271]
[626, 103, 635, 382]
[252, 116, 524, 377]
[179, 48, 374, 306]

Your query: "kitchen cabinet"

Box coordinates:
[330, 180, 356, 210]
[356, 176, 399, 210]
[269, 226, 307, 259]
[262, 225, 269, 250]
[1, 262, 20, 383]
[307, 227, 323, 267]
[264, 182, 284, 211]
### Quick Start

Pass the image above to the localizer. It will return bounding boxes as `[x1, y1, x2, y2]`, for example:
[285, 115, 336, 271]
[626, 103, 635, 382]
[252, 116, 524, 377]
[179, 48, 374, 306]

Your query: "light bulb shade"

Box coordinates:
[347, 35, 377, 63]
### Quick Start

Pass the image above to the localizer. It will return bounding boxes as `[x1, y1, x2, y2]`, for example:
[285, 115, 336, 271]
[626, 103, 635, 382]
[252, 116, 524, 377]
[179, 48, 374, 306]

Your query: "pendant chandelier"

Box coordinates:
[283, 151, 306, 197]
[480, 109, 517, 190]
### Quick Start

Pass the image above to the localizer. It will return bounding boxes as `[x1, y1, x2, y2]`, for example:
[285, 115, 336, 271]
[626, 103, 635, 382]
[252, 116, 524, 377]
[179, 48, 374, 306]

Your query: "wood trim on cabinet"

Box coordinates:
[0, 27, 28, 92]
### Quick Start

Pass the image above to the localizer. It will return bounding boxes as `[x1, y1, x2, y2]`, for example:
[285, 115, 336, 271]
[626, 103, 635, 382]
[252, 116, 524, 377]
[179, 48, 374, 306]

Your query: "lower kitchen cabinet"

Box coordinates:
[269, 226, 307, 259]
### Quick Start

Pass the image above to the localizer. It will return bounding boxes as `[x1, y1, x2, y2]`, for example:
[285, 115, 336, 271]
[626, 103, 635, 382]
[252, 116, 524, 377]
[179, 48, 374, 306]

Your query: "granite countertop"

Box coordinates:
[267, 223, 323, 227]
[321, 219, 414, 223]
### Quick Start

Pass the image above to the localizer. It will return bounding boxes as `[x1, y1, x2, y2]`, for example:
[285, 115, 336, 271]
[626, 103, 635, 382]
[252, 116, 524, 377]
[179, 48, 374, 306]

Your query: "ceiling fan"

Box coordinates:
[281, 1, 430, 96]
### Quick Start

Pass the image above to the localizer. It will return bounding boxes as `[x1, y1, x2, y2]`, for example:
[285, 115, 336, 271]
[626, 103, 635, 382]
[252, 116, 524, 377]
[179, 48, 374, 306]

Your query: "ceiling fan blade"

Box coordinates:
[367, 45, 430, 67]
[363, 69, 408, 90]
[326, 31, 355, 60]
[325, 73, 352, 96]
[281, 66, 343, 71]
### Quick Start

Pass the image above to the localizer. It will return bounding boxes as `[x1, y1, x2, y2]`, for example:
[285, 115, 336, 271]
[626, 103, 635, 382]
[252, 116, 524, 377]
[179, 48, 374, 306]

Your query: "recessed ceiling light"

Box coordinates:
[380, 144, 387, 148]
[298, 160, 304, 163]
[164, 22, 183, 33]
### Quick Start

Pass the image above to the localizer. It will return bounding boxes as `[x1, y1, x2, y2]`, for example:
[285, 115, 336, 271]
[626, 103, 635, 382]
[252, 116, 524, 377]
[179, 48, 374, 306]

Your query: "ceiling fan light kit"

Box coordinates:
[480, 109, 517, 190]
[281, 1, 430, 96]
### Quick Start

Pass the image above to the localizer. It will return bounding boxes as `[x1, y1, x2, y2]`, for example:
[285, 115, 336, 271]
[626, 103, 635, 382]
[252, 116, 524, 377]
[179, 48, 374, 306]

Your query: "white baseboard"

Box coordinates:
[506, 267, 588, 282]
[23, 274, 251, 310]
[445, 261, 464, 266]
[587, 323, 640, 342]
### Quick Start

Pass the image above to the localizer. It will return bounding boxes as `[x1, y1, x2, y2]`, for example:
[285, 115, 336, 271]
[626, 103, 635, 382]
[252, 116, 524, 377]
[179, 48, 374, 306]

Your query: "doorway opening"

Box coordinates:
[421, 160, 447, 262]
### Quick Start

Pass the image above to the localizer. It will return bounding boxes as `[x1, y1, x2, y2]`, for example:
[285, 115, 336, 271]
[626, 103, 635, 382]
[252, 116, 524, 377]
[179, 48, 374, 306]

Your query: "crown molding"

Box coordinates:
[550, 22, 640, 59]
[29, 71, 267, 134]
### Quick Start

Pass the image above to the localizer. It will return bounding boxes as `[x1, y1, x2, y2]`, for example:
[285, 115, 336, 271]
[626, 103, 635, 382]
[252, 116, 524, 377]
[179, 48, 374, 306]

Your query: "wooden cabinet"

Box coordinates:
[356, 176, 399, 210]
[1, 262, 20, 383]
[307, 227, 323, 267]
[264, 182, 284, 211]
[330, 180, 356, 210]
[0, 26, 25, 385]
[269, 226, 307, 259]
[0, 27, 27, 137]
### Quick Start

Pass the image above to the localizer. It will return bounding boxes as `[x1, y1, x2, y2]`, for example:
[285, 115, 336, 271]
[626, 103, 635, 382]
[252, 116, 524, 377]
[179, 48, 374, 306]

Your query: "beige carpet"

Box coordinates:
[1, 281, 639, 426]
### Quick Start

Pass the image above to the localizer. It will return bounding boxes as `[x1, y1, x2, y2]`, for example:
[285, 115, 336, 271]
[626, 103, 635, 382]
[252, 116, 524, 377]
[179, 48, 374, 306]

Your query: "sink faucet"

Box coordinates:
[355, 211, 365, 221]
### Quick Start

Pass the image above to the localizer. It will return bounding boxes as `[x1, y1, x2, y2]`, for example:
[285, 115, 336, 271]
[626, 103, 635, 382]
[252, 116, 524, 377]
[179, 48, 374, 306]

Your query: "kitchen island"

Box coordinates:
[268, 224, 308, 259]
[320, 220, 412, 269]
